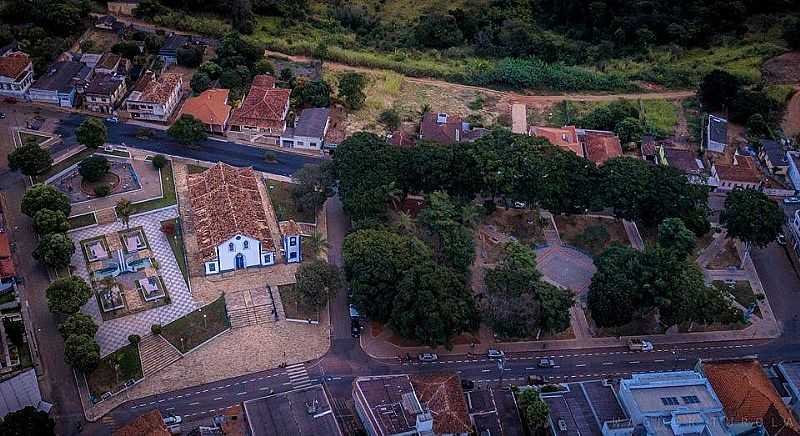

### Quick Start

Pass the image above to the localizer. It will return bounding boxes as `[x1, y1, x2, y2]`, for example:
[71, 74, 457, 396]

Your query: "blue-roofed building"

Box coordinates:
[603, 371, 734, 436]
[707, 115, 728, 154]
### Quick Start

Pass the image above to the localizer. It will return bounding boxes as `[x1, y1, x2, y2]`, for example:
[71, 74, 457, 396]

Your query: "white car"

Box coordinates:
[418, 352, 439, 362]
[783, 197, 800, 205]
[628, 339, 654, 352]
[163, 415, 182, 426]
[105, 116, 119, 123]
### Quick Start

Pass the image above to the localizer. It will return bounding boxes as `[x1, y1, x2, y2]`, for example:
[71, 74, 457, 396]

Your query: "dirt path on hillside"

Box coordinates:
[783, 86, 800, 138]
[264, 50, 695, 106]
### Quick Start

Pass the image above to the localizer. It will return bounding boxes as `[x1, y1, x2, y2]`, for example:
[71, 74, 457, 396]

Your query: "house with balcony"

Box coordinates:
[84, 73, 127, 114]
[711, 154, 762, 191]
[124, 71, 183, 122]
[0, 51, 33, 100]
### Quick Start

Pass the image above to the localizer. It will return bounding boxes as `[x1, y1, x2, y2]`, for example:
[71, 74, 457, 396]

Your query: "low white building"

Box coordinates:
[187, 163, 302, 275]
[0, 51, 33, 100]
[280, 107, 330, 150]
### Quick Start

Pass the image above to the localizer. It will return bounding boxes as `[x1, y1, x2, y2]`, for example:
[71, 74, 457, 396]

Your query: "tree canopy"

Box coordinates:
[293, 260, 342, 309]
[0, 406, 55, 436]
[33, 233, 75, 269]
[658, 217, 697, 259]
[78, 155, 110, 183]
[337, 72, 368, 110]
[21, 184, 71, 217]
[32, 209, 69, 235]
[168, 114, 208, 145]
[8, 141, 53, 176]
[721, 188, 783, 249]
[291, 162, 336, 215]
[64, 334, 100, 372]
[516, 389, 550, 431]
[45, 276, 92, 314]
[291, 78, 331, 108]
[58, 312, 98, 339]
[75, 117, 107, 149]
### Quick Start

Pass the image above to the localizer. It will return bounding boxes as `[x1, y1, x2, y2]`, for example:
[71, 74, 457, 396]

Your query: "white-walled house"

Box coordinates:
[280, 107, 330, 150]
[0, 52, 33, 100]
[187, 163, 302, 275]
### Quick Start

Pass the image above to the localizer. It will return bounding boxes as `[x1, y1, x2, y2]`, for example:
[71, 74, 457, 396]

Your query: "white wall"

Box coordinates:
[284, 235, 301, 263]
[218, 234, 261, 271]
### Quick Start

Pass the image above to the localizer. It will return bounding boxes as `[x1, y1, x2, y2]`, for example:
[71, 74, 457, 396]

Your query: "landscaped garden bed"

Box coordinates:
[18, 131, 51, 146]
[483, 208, 546, 246]
[278, 284, 319, 322]
[161, 218, 188, 284]
[554, 215, 630, 256]
[265, 179, 316, 223]
[707, 239, 740, 269]
[129, 161, 177, 214]
[86, 343, 143, 401]
[161, 296, 229, 353]
[68, 212, 97, 229]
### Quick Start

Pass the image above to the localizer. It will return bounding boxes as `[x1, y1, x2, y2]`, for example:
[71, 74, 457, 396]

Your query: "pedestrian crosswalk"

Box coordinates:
[101, 415, 121, 431]
[285, 363, 313, 389]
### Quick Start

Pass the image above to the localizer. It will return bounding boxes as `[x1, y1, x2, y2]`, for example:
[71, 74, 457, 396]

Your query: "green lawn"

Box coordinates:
[129, 162, 177, 214]
[187, 164, 207, 174]
[265, 179, 316, 223]
[0, 290, 17, 305]
[86, 344, 143, 400]
[161, 296, 229, 353]
[278, 285, 319, 322]
[18, 131, 51, 146]
[642, 100, 678, 137]
[68, 213, 97, 230]
[714, 280, 756, 308]
[161, 218, 189, 284]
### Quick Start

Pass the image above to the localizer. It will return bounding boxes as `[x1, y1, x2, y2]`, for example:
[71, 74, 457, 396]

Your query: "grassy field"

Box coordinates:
[129, 162, 177, 214]
[264, 179, 316, 223]
[713, 280, 756, 308]
[86, 344, 143, 399]
[161, 296, 229, 353]
[161, 218, 188, 284]
[555, 215, 630, 257]
[68, 213, 97, 230]
[641, 100, 679, 137]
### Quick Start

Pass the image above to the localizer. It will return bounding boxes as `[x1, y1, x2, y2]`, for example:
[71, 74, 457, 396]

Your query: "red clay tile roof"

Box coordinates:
[180, 88, 231, 127]
[279, 220, 302, 236]
[132, 72, 182, 105]
[410, 374, 471, 435]
[0, 233, 11, 258]
[704, 360, 800, 436]
[96, 52, 121, 71]
[228, 75, 289, 130]
[0, 53, 31, 81]
[530, 125, 584, 157]
[715, 155, 762, 184]
[419, 112, 486, 145]
[187, 163, 276, 261]
[114, 410, 170, 436]
[584, 131, 622, 165]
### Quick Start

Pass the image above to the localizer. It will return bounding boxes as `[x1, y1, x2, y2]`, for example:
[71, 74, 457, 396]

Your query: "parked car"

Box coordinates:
[627, 339, 654, 352]
[418, 352, 438, 362]
[0, 112, 5, 119]
[537, 358, 555, 368]
[461, 379, 475, 391]
[487, 349, 505, 359]
[349, 304, 360, 320]
[784, 197, 800, 205]
[163, 415, 182, 426]
[528, 375, 546, 385]
[777, 233, 786, 245]
[351, 319, 361, 338]
[105, 116, 119, 123]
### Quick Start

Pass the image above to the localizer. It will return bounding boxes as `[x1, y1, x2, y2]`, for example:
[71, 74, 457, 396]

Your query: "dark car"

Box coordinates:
[461, 379, 475, 391]
[351, 319, 361, 338]
[538, 358, 555, 368]
[0, 112, 5, 119]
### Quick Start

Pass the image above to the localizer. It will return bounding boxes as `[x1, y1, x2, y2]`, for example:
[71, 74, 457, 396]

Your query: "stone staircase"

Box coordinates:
[228, 306, 273, 328]
[138, 334, 182, 377]
[94, 208, 118, 225]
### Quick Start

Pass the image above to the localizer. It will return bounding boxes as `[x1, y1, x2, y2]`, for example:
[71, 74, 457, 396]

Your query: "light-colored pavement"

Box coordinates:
[69, 206, 198, 356]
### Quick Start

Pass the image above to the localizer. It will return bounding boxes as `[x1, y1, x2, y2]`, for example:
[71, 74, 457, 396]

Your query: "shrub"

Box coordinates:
[151, 154, 167, 169]
[161, 221, 176, 236]
[128, 334, 141, 345]
[151, 324, 162, 335]
[379, 109, 400, 130]
[94, 184, 111, 197]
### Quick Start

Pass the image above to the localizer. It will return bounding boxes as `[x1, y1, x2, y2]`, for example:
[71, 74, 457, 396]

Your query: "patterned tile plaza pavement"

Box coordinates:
[69, 206, 198, 356]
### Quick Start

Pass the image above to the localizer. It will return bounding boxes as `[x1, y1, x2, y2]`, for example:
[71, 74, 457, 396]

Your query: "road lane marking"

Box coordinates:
[481, 369, 491, 373]
[259, 387, 272, 391]
[213, 397, 223, 401]
[654, 359, 665, 362]
[575, 364, 587, 367]
[602, 362, 614, 366]
[237, 392, 247, 396]
[165, 407, 175, 411]
[629, 361, 640, 364]
[189, 402, 200, 406]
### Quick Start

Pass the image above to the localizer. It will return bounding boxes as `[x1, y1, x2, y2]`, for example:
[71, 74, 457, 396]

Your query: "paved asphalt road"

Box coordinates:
[55, 114, 323, 176]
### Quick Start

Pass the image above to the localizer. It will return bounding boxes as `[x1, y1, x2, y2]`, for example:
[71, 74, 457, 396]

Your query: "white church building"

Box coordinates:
[187, 163, 302, 275]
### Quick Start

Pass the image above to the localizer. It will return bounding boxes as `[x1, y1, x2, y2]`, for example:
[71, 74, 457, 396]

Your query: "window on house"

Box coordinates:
[228, 243, 234, 252]
[289, 237, 296, 247]
[660, 397, 680, 406]
[243, 241, 249, 249]
[290, 252, 297, 259]
[310, 143, 317, 148]
[208, 263, 216, 272]
[682, 396, 700, 404]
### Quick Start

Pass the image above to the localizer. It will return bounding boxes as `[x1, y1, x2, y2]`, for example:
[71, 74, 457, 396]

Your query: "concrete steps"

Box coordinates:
[139, 334, 182, 377]
[228, 305, 275, 328]
[95, 208, 118, 225]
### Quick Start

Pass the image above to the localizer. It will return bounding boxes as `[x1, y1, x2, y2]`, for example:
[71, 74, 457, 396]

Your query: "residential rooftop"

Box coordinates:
[31, 61, 90, 92]
[530, 125, 584, 157]
[85, 72, 125, 96]
[179, 88, 231, 126]
[228, 75, 290, 130]
[114, 409, 170, 436]
[584, 130, 623, 165]
[714, 155, 761, 183]
[420, 112, 487, 144]
[708, 115, 728, 146]
[243, 384, 342, 436]
[285, 107, 330, 138]
[128, 71, 181, 105]
[0, 53, 31, 81]
[663, 147, 704, 175]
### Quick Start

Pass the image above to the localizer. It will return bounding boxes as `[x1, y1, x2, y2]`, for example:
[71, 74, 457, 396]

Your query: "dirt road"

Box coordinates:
[782, 86, 800, 138]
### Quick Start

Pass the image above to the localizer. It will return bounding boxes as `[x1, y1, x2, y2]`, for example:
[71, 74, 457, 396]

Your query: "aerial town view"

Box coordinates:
[1, 1, 800, 435]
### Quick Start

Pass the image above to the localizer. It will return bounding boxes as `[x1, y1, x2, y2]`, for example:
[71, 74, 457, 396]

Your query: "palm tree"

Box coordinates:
[306, 232, 330, 257]
[115, 198, 133, 229]
[384, 182, 403, 210]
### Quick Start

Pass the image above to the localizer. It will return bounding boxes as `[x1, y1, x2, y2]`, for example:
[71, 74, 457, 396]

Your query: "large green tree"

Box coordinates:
[21, 184, 71, 217]
[8, 141, 53, 176]
[58, 312, 98, 339]
[0, 406, 56, 436]
[334, 132, 400, 224]
[78, 155, 110, 182]
[293, 260, 342, 309]
[32, 209, 69, 235]
[658, 217, 696, 259]
[721, 188, 783, 250]
[390, 261, 478, 348]
[168, 115, 208, 145]
[45, 276, 92, 314]
[417, 191, 476, 274]
[33, 233, 75, 269]
[516, 145, 599, 214]
[343, 228, 432, 321]
[64, 334, 100, 372]
[291, 78, 331, 108]
[587, 245, 648, 327]
[75, 117, 107, 149]
[291, 162, 336, 215]
[698, 70, 740, 112]
[516, 389, 550, 431]
[337, 72, 367, 110]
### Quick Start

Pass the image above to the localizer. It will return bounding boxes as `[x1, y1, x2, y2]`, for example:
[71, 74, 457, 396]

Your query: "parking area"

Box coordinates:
[542, 381, 625, 436]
